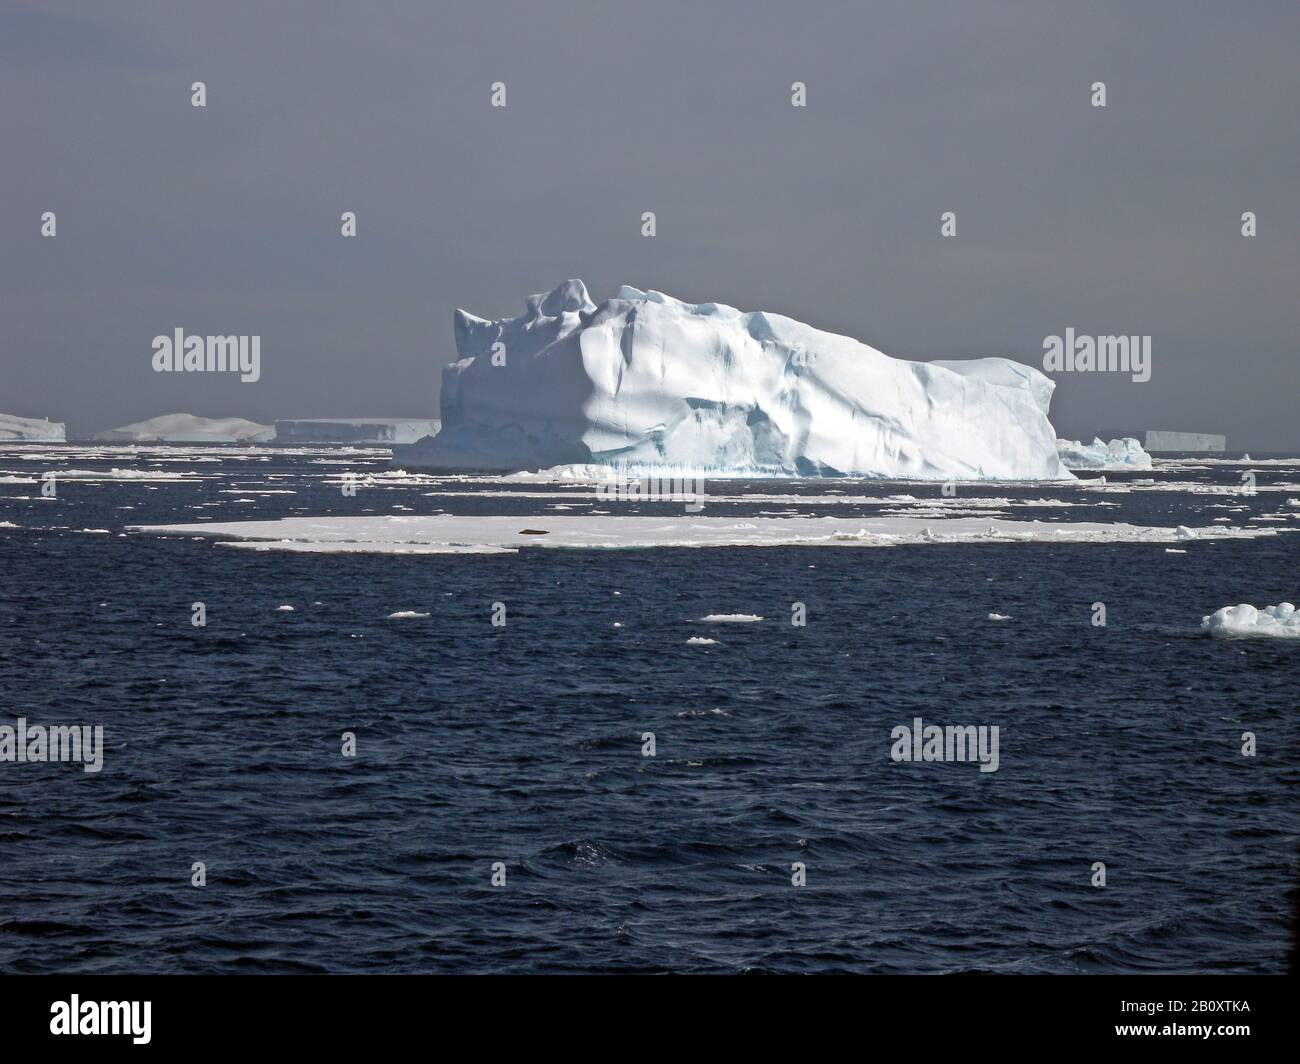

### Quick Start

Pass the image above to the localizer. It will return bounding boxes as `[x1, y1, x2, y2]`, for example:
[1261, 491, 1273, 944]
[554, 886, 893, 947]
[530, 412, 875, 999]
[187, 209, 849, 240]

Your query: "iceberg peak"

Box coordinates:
[525, 279, 595, 319]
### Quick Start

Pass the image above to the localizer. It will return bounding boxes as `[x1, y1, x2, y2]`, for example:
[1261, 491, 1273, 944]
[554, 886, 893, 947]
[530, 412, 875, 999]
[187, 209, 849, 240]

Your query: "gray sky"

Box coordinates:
[3, 0, 1298, 447]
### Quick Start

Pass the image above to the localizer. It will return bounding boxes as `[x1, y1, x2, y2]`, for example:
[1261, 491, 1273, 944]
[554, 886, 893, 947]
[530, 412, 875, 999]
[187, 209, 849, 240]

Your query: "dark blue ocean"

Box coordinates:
[0, 445, 1296, 973]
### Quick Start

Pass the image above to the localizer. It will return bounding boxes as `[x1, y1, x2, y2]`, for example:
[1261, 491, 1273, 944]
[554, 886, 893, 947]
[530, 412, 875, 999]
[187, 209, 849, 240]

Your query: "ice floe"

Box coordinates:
[124, 513, 1289, 555]
[1200, 602, 1300, 639]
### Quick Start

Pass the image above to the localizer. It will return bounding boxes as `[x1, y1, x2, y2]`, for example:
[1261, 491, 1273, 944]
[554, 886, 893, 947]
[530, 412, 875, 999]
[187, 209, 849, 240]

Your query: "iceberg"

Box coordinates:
[273, 418, 441, 445]
[95, 413, 275, 443]
[1056, 437, 1153, 470]
[1200, 602, 1300, 639]
[0, 413, 66, 442]
[1146, 430, 1226, 453]
[398, 280, 1072, 480]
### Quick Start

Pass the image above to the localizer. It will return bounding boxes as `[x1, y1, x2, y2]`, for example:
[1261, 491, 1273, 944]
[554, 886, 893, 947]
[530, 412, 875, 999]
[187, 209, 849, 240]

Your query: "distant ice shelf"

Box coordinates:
[397, 280, 1072, 480]
[95, 414, 275, 443]
[0, 413, 66, 442]
[1146, 430, 1227, 453]
[274, 418, 441, 445]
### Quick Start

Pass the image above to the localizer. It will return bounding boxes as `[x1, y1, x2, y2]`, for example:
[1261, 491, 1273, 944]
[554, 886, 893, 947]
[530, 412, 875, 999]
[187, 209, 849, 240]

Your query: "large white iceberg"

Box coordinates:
[1201, 602, 1300, 639]
[399, 280, 1072, 480]
[1056, 436, 1153, 470]
[96, 413, 274, 443]
[0, 413, 66, 441]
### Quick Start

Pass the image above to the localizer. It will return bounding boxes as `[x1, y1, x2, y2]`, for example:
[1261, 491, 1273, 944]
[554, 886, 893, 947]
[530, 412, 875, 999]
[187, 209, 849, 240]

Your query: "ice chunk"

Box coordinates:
[1200, 602, 1299, 639]
[1055, 437, 1153, 470]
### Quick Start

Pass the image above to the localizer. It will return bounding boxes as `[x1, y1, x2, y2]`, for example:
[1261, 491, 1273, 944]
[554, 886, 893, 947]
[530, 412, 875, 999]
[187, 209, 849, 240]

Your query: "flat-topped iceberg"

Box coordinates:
[1056, 437, 1152, 470]
[274, 418, 441, 445]
[0, 413, 66, 441]
[95, 413, 275, 443]
[399, 280, 1072, 480]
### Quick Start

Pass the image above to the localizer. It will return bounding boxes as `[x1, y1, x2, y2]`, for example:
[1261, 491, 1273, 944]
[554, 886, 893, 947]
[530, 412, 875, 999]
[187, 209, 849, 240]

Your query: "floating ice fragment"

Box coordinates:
[1200, 602, 1299, 639]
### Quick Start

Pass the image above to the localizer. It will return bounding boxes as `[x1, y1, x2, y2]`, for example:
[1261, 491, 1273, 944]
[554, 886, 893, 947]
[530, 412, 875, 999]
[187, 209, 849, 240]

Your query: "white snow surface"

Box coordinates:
[1200, 602, 1300, 639]
[401, 280, 1072, 480]
[96, 414, 275, 443]
[125, 513, 1280, 555]
[1056, 437, 1153, 470]
[0, 413, 66, 441]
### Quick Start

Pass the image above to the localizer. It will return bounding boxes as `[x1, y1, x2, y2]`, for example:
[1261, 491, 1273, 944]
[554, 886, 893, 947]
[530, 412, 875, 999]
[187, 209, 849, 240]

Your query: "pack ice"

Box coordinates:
[400, 280, 1072, 480]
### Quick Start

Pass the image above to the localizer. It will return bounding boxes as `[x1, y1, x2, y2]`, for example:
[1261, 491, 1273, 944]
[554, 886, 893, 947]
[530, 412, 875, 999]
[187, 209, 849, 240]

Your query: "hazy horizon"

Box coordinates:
[4, 1, 1298, 447]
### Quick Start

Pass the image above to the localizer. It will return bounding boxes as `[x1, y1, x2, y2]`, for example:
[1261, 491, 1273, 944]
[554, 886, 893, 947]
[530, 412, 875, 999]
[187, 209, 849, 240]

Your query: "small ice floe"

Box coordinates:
[1201, 602, 1300, 639]
[79, 528, 111, 534]
[612, 622, 624, 628]
[275, 604, 295, 612]
[987, 613, 1012, 621]
[686, 636, 719, 646]
[387, 611, 429, 619]
[699, 614, 763, 623]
